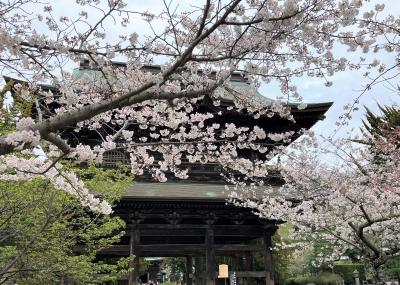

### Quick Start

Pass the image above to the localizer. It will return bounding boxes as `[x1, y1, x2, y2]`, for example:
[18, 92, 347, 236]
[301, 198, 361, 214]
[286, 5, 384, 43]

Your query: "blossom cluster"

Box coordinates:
[0, 152, 112, 214]
[231, 129, 400, 270]
[0, 0, 399, 214]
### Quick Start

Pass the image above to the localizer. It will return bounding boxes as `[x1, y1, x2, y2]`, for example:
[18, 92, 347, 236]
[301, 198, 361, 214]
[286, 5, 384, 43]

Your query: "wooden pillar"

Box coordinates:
[195, 256, 203, 285]
[129, 227, 140, 285]
[231, 255, 238, 272]
[263, 234, 274, 285]
[186, 256, 193, 285]
[206, 228, 215, 285]
[243, 251, 253, 285]
[244, 252, 253, 271]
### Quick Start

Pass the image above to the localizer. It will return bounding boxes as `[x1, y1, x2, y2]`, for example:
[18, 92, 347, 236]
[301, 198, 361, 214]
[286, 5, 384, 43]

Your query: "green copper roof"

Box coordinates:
[72, 67, 278, 105]
[71, 67, 322, 109]
[123, 182, 279, 200]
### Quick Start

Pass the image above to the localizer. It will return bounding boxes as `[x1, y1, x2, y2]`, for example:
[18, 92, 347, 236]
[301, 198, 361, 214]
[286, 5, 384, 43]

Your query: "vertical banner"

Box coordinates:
[229, 271, 237, 285]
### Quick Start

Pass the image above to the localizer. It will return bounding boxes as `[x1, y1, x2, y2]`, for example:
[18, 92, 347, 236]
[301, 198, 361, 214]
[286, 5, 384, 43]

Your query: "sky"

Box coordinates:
[256, 0, 400, 142]
[15, 0, 400, 154]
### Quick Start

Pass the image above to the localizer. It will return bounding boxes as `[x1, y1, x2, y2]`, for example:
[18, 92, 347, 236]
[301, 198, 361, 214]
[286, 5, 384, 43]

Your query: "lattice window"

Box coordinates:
[102, 150, 129, 167]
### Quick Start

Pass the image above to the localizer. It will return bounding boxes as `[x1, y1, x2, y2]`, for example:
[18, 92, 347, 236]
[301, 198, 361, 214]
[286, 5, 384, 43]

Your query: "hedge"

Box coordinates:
[333, 263, 366, 285]
[284, 273, 343, 285]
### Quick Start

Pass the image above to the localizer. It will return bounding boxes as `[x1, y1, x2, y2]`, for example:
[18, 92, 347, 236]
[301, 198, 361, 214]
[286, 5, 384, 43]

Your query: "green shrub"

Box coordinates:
[284, 273, 343, 285]
[385, 267, 400, 281]
[333, 263, 365, 285]
[385, 257, 400, 282]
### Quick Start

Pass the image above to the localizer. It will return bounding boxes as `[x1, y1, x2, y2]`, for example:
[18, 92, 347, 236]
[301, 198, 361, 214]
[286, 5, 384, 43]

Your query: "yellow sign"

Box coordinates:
[218, 264, 229, 278]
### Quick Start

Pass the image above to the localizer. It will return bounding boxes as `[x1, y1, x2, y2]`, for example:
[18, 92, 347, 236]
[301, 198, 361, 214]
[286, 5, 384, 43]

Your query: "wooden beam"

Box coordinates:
[138, 244, 205, 253]
[140, 228, 204, 236]
[215, 271, 269, 278]
[236, 271, 269, 278]
[133, 224, 266, 234]
[217, 244, 264, 252]
[100, 244, 265, 256]
[137, 244, 263, 253]
[139, 228, 263, 237]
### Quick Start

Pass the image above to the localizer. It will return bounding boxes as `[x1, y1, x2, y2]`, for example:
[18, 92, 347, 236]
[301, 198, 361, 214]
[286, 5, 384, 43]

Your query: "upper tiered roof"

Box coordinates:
[4, 62, 332, 185]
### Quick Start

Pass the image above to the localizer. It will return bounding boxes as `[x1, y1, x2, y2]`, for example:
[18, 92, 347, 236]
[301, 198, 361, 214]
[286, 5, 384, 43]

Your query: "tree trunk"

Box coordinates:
[371, 263, 385, 285]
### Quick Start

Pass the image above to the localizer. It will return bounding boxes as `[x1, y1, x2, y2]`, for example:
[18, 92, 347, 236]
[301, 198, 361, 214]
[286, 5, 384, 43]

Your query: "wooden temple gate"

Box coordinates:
[98, 183, 279, 285]
[5, 63, 332, 285]
[91, 93, 331, 285]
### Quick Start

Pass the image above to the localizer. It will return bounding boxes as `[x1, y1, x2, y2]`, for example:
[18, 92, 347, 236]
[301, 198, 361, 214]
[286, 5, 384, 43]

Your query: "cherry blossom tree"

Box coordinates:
[232, 118, 400, 284]
[0, 0, 399, 214]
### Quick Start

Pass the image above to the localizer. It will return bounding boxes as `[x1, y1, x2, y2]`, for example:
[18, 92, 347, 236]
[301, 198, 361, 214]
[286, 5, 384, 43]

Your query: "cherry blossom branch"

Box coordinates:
[348, 221, 381, 258]
[0, 84, 220, 155]
[194, 0, 211, 39]
[16, 153, 67, 175]
[41, 133, 71, 154]
[118, 139, 283, 148]
[78, 0, 120, 48]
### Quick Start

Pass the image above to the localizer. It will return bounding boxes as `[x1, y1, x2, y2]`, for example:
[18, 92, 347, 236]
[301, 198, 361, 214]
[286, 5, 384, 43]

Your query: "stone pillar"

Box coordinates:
[206, 228, 215, 285]
[353, 270, 360, 285]
[186, 256, 193, 285]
